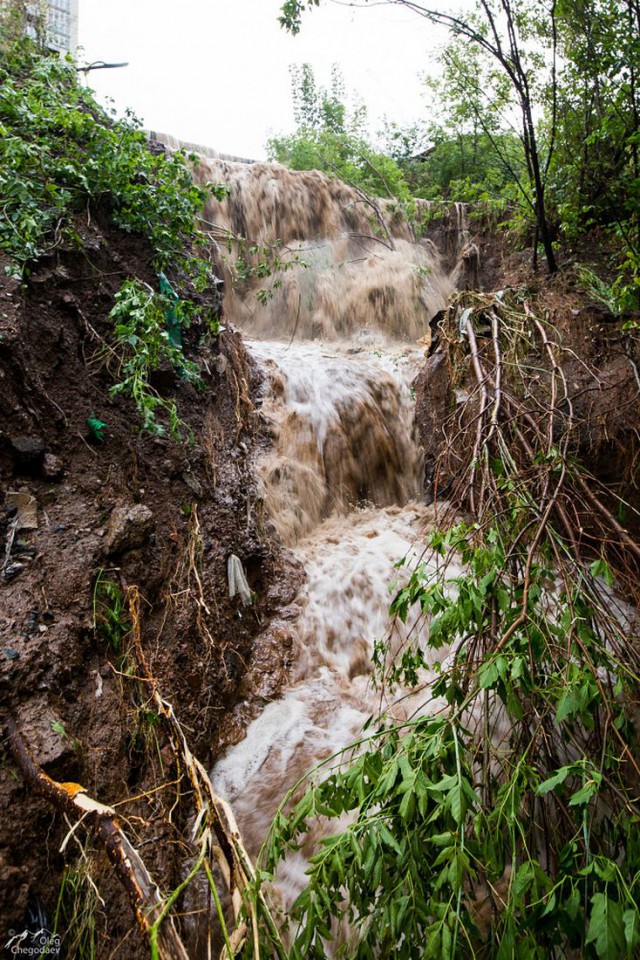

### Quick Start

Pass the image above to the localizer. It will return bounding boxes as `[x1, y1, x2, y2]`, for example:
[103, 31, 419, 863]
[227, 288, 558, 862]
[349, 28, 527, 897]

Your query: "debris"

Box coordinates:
[3, 647, 20, 660]
[4, 561, 25, 582]
[42, 453, 64, 481]
[227, 554, 253, 606]
[7, 718, 191, 960]
[92, 670, 103, 699]
[5, 490, 38, 530]
[104, 503, 154, 555]
[12, 541, 36, 558]
[86, 416, 107, 442]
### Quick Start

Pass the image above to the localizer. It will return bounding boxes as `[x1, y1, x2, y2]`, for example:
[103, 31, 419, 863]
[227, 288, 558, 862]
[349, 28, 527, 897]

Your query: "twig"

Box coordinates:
[6, 718, 190, 960]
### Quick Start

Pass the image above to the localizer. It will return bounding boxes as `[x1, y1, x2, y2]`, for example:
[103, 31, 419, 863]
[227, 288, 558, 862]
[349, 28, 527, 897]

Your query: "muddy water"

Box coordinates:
[205, 160, 464, 911]
[212, 338, 453, 909]
[195, 158, 461, 341]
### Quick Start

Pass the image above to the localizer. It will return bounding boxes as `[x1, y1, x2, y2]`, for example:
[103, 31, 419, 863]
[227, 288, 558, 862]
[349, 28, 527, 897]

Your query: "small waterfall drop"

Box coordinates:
[205, 160, 466, 913]
[253, 340, 423, 545]
[195, 158, 459, 341]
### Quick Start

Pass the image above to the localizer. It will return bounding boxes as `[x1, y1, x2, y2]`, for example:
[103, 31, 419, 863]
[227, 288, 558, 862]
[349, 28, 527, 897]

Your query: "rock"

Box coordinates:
[182, 472, 203, 496]
[213, 354, 228, 375]
[5, 490, 38, 530]
[10, 437, 46, 473]
[3, 562, 25, 582]
[104, 504, 154, 555]
[41, 453, 64, 481]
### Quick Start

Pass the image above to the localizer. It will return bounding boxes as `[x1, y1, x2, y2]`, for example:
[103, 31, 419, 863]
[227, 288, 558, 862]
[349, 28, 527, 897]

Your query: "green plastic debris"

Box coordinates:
[87, 416, 107, 442]
[158, 271, 182, 349]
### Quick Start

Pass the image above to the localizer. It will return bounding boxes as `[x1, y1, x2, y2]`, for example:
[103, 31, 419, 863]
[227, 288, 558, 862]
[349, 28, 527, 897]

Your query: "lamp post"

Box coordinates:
[77, 61, 129, 74]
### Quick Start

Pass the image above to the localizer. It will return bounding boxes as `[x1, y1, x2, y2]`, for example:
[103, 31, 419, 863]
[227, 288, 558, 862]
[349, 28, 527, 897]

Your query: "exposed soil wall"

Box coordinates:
[415, 251, 640, 546]
[0, 218, 301, 957]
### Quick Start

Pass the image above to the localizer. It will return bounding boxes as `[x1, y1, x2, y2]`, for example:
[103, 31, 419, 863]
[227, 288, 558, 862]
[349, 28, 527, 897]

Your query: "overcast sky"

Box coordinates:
[77, 0, 452, 160]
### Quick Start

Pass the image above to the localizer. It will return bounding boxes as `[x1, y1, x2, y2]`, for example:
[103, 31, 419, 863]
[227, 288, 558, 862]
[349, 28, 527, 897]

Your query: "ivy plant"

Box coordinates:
[0, 38, 226, 279]
[108, 279, 203, 439]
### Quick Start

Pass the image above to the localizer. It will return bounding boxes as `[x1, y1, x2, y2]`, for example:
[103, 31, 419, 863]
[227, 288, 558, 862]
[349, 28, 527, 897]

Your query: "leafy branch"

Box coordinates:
[260, 292, 640, 959]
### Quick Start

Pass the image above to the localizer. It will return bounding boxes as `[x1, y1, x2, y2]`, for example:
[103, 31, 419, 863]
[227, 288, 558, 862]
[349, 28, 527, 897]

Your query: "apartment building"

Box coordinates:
[1, 0, 79, 56]
[46, 0, 78, 55]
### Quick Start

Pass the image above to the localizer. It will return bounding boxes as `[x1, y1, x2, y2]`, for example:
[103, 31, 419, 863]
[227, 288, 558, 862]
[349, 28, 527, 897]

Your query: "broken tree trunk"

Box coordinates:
[6, 717, 190, 960]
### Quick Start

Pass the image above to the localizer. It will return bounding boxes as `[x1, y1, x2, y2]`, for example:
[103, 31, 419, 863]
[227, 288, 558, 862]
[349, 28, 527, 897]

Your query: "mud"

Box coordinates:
[0, 217, 301, 957]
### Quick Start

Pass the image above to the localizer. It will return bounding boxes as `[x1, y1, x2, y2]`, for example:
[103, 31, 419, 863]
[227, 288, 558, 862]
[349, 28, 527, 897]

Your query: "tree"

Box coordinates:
[384, 37, 526, 202]
[280, 0, 560, 273]
[267, 63, 410, 199]
[547, 0, 640, 303]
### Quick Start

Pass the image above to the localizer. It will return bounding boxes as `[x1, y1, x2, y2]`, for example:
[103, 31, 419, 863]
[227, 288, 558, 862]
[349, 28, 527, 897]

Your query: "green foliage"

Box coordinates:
[0, 0, 47, 51]
[267, 64, 410, 200]
[92, 571, 129, 653]
[278, 0, 320, 34]
[108, 279, 203, 438]
[223, 236, 306, 304]
[545, 0, 640, 296]
[279, 0, 559, 270]
[0, 39, 225, 279]
[265, 514, 640, 958]
[575, 265, 620, 315]
[550, 0, 640, 229]
[388, 37, 526, 206]
[54, 860, 100, 960]
[386, 125, 525, 206]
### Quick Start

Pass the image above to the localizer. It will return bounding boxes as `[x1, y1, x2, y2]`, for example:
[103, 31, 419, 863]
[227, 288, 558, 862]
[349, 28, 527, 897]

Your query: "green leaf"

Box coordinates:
[512, 860, 535, 899]
[378, 821, 403, 857]
[568, 776, 601, 807]
[586, 893, 625, 960]
[537, 765, 572, 795]
[429, 832, 455, 848]
[590, 557, 614, 587]
[478, 658, 500, 689]
[623, 908, 640, 954]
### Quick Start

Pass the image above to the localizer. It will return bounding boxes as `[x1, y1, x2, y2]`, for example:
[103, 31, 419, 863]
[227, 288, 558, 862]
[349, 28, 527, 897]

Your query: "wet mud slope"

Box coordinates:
[0, 219, 301, 957]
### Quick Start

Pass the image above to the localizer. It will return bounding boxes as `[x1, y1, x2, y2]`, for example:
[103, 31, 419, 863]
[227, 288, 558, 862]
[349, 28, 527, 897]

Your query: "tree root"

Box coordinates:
[6, 717, 190, 960]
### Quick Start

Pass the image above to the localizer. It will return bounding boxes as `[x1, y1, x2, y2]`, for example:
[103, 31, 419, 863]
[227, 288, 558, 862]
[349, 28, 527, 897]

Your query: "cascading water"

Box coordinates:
[195, 158, 462, 341]
[200, 159, 468, 914]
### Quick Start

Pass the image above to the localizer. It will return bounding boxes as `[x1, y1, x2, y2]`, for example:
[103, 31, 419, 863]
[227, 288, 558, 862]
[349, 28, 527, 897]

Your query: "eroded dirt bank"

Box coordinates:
[0, 218, 301, 957]
[2, 163, 639, 959]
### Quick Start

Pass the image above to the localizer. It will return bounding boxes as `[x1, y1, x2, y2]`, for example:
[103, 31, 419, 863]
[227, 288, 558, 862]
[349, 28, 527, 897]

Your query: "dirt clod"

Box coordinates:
[104, 503, 155, 556]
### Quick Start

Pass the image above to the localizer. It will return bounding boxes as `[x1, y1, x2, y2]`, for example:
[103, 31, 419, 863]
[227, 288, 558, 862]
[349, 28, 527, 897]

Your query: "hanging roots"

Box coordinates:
[263, 289, 640, 960]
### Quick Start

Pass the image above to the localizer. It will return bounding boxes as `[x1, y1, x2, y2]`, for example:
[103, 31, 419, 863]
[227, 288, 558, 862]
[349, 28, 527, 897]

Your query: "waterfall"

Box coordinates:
[204, 160, 467, 914]
[194, 158, 461, 342]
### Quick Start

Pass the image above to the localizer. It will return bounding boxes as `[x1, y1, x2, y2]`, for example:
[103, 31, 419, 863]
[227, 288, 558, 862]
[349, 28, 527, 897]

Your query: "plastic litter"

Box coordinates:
[227, 554, 253, 607]
[159, 272, 182, 349]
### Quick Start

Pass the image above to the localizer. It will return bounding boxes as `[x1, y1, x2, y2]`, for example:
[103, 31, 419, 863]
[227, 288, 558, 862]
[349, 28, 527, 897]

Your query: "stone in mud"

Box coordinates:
[10, 437, 47, 473]
[41, 453, 64, 481]
[15, 702, 78, 775]
[104, 503, 154, 555]
[213, 354, 228, 375]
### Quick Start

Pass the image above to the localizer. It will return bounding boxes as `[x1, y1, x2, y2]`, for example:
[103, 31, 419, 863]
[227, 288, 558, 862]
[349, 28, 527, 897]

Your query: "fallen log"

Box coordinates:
[6, 717, 190, 960]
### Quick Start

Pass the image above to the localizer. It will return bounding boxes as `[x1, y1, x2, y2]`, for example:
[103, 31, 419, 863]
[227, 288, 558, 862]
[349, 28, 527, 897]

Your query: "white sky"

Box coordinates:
[77, 0, 452, 160]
